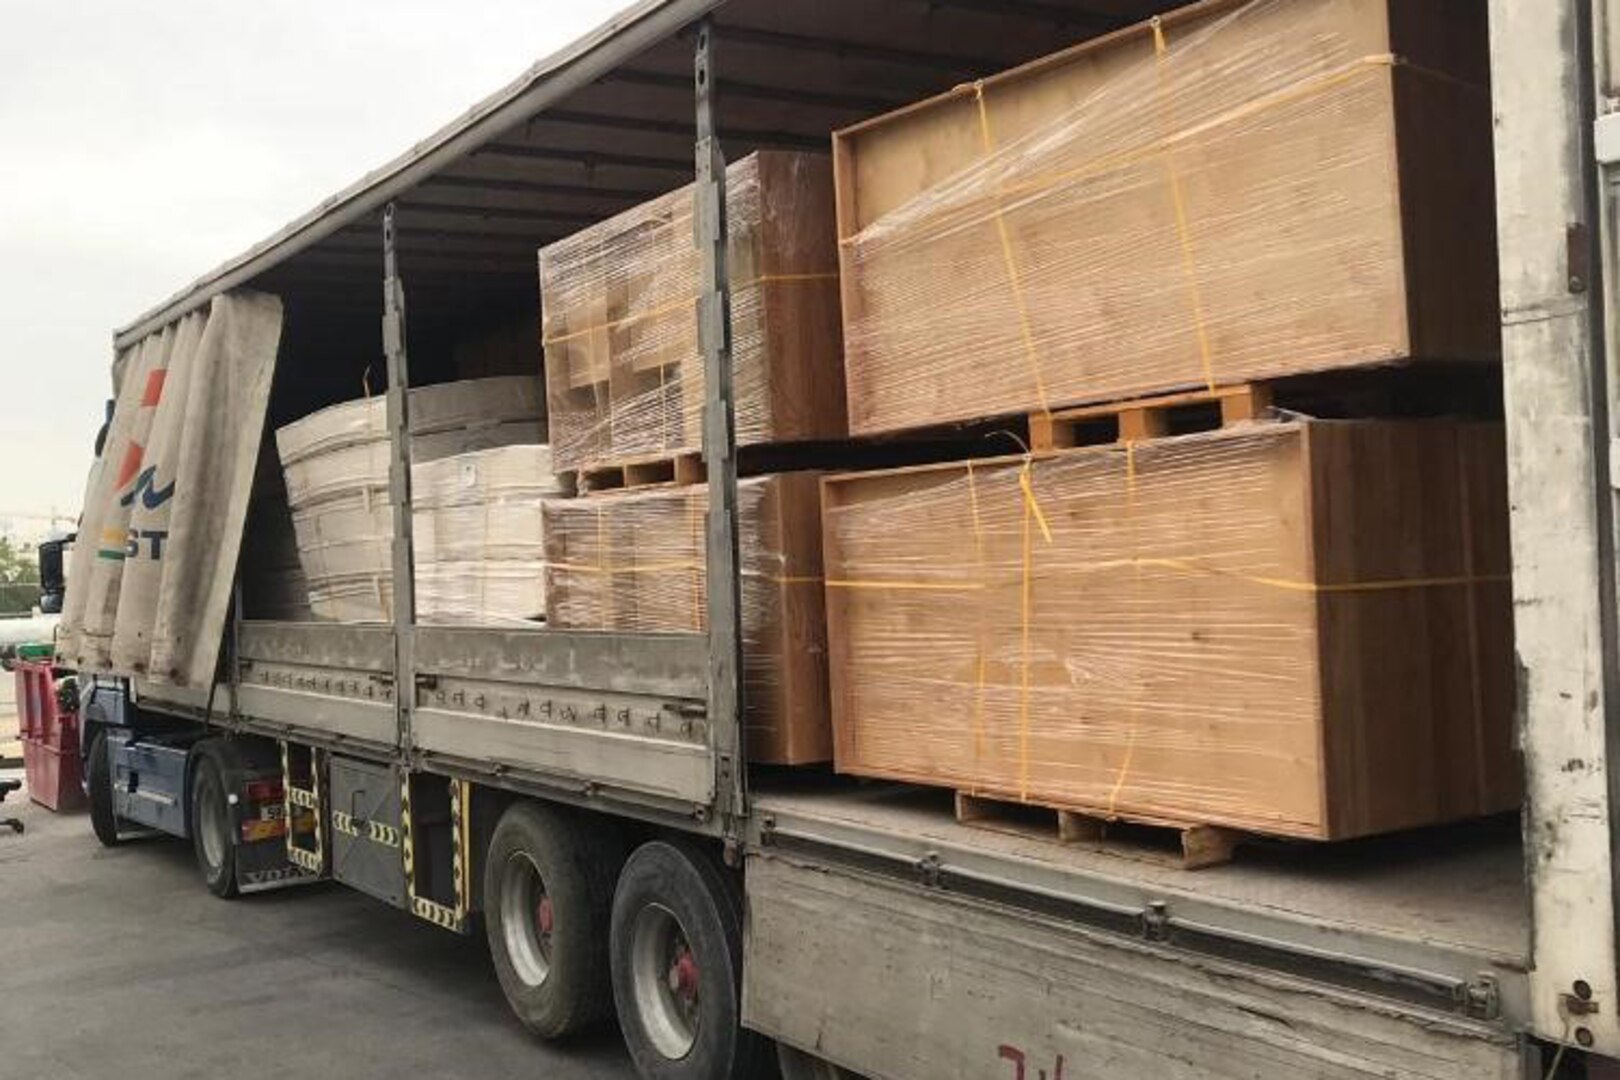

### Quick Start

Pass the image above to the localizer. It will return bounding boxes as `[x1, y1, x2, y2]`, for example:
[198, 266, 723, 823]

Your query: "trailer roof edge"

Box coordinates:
[112, 0, 717, 351]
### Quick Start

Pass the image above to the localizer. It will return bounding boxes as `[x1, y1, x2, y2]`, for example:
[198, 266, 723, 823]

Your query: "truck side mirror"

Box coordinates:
[37, 533, 72, 615]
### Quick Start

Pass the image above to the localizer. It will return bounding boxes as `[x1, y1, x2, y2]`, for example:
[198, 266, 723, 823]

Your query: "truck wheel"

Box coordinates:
[777, 1045, 863, 1080]
[86, 731, 122, 848]
[190, 753, 239, 898]
[610, 840, 772, 1080]
[484, 802, 620, 1039]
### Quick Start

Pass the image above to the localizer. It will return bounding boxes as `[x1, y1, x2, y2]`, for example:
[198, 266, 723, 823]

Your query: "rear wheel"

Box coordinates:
[190, 752, 238, 898]
[86, 731, 121, 848]
[610, 840, 772, 1080]
[483, 801, 620, 1039]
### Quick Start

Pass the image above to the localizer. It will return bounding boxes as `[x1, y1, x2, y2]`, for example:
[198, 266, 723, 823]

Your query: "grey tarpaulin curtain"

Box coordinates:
[57, 291, 284, 689]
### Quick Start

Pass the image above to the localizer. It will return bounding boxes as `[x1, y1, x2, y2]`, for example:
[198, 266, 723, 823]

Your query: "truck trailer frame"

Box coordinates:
[64, 1, 1620, 1077]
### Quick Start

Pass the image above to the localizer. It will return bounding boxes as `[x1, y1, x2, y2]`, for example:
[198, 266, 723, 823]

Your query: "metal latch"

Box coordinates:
[1464, 973, 1501, 1021]
[1142, 900, 1171, 943]
[1595, 111, 1620, 166]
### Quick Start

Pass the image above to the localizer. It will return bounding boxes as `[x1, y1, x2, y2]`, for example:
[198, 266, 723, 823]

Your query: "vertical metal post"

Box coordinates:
[694, 22, 747, 841]
[382, 204, 417, 757]
[1490, 0, 1620, 1055]
[228, 576, 242, 719]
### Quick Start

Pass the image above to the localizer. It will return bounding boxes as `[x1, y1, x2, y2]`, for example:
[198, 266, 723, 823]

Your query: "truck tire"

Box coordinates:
[484, 802, 621, 1039]
[777, 1045, 863, 1080]
[610, 840, 772, 1080]
[86, 731, 122, 848]
[190, 752, 239, 898]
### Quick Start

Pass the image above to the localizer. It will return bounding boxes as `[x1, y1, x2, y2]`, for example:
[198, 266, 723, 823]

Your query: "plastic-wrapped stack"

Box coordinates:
[831, 0, 1497, 435]
[541, 151, 845, 475]
[275, 376, 552, 623]
[821, 420, 1518, 839]
[543, 474, 828, 765]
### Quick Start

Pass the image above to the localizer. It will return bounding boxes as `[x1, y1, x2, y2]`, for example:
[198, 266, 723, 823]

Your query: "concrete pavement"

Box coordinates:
[0, 780, 636, 1080]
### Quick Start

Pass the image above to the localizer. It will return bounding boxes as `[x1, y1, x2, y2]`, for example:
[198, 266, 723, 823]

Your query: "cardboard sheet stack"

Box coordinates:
[541, 150, 845, 475]
[276, 376, 562, 624]
[543, 474, 828, 764]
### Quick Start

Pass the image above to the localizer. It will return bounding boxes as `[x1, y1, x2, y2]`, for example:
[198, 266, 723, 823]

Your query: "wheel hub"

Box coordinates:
[537, 894, 554, 936]
[500, 852, 552, 988]
[668, 947, 699, 1000]
[630, 903, 702, 1059]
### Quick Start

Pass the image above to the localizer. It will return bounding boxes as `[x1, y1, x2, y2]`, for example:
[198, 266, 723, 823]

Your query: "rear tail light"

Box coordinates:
[243, 778, 283, 803]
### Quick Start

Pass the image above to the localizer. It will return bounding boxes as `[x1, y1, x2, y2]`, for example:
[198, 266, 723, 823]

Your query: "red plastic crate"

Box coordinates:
[22, 738, 84, 812]
[14, 661, 85, 812]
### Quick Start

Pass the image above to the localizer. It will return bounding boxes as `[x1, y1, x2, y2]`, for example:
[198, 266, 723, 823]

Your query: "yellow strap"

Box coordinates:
[828, 558, 1507, 595]
[1106, 441, 1141, 817]
[966, 461, 989, 767]
[539, 273, 839, 348]
[825, 578, 984, 592]
[557, 557, 821, 587]
[1015, 457, 1056, 801]
[754, 272, 841, 285]
[1018, 459, 1054, 543]
[1152, 17, 1217, 393]
[973, 81, 1052, 416]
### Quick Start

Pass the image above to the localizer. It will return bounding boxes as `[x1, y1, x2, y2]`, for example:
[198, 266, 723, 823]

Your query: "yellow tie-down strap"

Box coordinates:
[540, 272, 839, 348]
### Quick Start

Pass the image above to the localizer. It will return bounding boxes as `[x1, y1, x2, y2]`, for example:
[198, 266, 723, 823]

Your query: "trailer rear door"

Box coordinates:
[56, 291, 283, 690]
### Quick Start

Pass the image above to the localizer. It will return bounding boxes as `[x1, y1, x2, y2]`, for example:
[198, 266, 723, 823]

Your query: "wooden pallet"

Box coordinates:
[1028, 383, 1274, 452]
[954, 790, 1244, 870]
[572, 452, 705, 495]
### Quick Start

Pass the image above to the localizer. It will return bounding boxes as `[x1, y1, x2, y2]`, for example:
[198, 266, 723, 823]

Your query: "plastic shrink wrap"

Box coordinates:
[541, 151, 844, 474]
[543, 473, 829, 764]
[820, 419, 1518, 839]
[832, 0, 1498, 436]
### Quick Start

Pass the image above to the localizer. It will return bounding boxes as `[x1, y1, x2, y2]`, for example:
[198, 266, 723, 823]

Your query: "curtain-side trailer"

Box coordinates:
[51, 1, 1620, 1078]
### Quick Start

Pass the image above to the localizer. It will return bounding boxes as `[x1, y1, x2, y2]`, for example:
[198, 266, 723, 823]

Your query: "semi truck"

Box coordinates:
[51, 1, 1620, 1077]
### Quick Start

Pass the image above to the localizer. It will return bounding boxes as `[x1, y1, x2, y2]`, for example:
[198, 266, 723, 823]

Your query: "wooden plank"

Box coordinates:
[954, 789, 1242, 868]
[1028, 383, 1273, 451]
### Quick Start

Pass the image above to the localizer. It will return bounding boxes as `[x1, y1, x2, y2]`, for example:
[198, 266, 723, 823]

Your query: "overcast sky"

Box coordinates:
[0, 0, 626, 540]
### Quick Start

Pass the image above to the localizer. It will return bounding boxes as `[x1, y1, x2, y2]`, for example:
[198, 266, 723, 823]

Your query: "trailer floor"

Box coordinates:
[753, 777, 1530, 965]
[0, 772, 635, 1080]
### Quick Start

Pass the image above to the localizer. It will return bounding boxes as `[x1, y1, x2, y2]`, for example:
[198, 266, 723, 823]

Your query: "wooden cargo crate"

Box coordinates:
[832, 0, 1498, 437]
[541, 151, 845, 474]
[820, 419, 1518, 840]
[543, 472, 830, 765]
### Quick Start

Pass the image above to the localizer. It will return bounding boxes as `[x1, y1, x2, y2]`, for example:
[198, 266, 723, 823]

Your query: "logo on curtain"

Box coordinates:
[119, 465, 175, 511]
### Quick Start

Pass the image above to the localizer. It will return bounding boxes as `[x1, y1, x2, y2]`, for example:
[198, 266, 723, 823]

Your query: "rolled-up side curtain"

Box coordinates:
[58, 291, 284, 689]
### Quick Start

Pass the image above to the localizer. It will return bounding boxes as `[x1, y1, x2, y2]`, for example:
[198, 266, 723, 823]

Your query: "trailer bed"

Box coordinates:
[750, 777, 1530, 1037]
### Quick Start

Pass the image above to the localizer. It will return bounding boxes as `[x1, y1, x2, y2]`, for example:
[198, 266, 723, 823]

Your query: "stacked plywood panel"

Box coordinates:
[831, 0, 1497, 435]
[541, 151, 845, 477]
[821, 420, 1517, 839]
[543, 474, 829, 765]
[275, 376, 557, 623]
[812, 0, 1516, 846]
